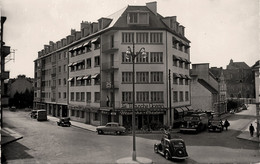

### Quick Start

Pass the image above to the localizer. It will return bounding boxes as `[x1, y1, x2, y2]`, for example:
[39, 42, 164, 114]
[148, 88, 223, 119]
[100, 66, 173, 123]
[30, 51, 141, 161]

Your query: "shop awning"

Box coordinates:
[175, 108, 183, 113]
[185, 75, 191, 80]
[68, 48, 73, 52]
[173, 55, 181, 61]
[68, 62, 74, 67]
[83, 41, 92, 47]
[76, 76, 84, 81]
[72, 62, 78, 66]
[181, 107, 188, 113]
[186, 106, 194, 111]
[83, 75, 91, 80]
[91, 73, 100, 79]
[92, 37, 100, 44]
[68, 77, 74, 82]
[77, 60, 85, 64]
[173, 73, 181, 78]
[179, 74, 186, 79]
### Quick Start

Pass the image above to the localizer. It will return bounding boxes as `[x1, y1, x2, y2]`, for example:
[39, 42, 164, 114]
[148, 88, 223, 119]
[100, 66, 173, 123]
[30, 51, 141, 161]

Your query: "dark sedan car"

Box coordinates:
[96, 122, 126, 135]
[208, 117, 223, 132]
[154, 134, 188, 160]
[57, 117, 71, 127]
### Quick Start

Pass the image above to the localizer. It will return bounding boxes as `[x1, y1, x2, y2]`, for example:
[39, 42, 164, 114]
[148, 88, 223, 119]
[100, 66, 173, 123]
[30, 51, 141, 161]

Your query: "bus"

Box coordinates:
[37, 110, 47, 121]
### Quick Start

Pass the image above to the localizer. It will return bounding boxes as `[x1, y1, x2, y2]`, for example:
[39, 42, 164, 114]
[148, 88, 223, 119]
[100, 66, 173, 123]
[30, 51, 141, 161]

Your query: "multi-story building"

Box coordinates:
[224, 59, 255, 99]
[190, 63, 227, 114]
[34, 2, 191, 128]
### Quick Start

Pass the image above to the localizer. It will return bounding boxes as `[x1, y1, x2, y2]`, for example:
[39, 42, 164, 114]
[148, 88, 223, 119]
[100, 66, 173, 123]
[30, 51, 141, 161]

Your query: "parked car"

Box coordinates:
[10, 106, 16, 112]
[96, 122, 126, 135]
[30, 110, 37, 119]
[37, 110, 47, 121]
[154, 132, 188, 160]
[208, 117, 223, 132]
[57, 117, 71, 127]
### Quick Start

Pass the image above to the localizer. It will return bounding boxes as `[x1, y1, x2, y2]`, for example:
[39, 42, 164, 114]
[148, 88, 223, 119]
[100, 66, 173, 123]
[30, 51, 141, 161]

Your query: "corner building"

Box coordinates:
[34, 2, 191, 128]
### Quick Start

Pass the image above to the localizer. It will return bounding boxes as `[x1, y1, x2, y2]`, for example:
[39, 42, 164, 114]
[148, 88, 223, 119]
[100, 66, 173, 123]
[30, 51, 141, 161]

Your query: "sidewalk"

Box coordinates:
[1, 127, 23, 146]
[236, 119, 260, 143]
[47, 115, 97, 132]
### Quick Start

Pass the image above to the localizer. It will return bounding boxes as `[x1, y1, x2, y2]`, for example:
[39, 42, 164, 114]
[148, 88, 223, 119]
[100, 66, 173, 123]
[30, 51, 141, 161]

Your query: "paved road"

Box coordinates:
[2, 105, 260, 164]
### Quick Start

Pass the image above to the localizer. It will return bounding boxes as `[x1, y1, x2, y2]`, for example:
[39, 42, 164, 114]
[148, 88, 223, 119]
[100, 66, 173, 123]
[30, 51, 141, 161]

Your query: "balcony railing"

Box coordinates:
[101, 61, 119, 71]
[102, 41, 119, 53]
[101, 81, 119, 90]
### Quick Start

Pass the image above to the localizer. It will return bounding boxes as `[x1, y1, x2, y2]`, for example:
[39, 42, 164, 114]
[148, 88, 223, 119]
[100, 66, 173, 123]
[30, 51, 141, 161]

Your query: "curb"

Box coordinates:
[1, 128, 23, 146]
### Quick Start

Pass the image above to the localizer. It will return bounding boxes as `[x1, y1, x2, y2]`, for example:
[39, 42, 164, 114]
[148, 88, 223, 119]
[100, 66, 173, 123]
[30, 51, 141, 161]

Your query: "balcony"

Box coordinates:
[51, 73, 56, 78]
[51, 86, 56, 90]
[101, 61, 119, 71]
[100, 101, 121, 108]
[102, 41, 119, 53]
[101, 81, 119, 90]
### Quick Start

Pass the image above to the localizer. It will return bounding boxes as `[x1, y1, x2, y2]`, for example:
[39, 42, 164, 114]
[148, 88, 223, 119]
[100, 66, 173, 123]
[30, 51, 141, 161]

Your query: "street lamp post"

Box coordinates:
[125, 42, 146, 161]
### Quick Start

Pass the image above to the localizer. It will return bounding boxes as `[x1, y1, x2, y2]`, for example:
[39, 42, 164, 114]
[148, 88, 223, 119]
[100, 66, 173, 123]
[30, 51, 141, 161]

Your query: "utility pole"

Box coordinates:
[169, 69, 172, 129]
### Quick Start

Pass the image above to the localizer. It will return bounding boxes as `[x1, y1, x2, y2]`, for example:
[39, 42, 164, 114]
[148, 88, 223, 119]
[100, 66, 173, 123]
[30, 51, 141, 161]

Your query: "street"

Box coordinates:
[2, 105, 260, 164]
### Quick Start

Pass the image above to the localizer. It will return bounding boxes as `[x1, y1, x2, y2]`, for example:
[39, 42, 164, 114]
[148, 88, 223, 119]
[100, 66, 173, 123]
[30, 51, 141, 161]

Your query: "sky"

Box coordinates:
[1, 0, 259, 78]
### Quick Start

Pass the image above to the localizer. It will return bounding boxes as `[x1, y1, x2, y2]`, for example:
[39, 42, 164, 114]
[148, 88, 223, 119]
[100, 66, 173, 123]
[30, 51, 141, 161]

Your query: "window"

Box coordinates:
[150, 52, 163, 63]
[94, 113, 98, 121]
[76, 110, 80, 117]
[127, 12, 149, 25]
[81, 92, 85, 102]
[94, 92, 100, 102]
[58, 92, 61, 99]
[136, 32, 148, 43]
[179, 78, 184, 85]
[128, 12, 138, 24]
[58, 66, 61, 73]
[63, 92, 66, 99]
[173, 60, 177, 66]
[122, 52, 132, 63]
[136, 92, 149, 102]
[71, 110, 75, 116]
[64, 78, 67, 85]
[76, 92, 80, 101]
[179, 91, 184, 102]
[185, 91, 189, 101]
[173, 91, 178, 102]
[94, 56, 100, 67]
[70, 92, 74, 101]
[173, 78, 178, 84]
[150, 32, 162, 43]
[122, 72, 133, 83]
[151, 91, 164, 102]
[136, 52, 148, 63]
[185, 79, 189, 85]
[179, 61, 183, 68]
[122, 32, 134, 43]
[64, 65, 67, 72]
[86, 78, 91, 85]
[81, 111, 85, 118]
[151, 72, 163, 83]
[86, 58, 91, 68]
[136, 72, 149, 83]
[185, 63, 189, 69]
[122, 92, 133, 102]
[172, 37, 178, 49]
[86, 92, 91, 102]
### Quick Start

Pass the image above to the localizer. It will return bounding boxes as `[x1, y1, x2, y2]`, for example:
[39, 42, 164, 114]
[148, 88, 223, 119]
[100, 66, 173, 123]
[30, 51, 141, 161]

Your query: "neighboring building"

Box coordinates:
[8, 75, 34, 98]
[224, 59, 255, 99]
[34, 2, 192, 128]
[190, 63, 227, 114]
[1, 16, 11, 108]
[252, 60, 260, 102]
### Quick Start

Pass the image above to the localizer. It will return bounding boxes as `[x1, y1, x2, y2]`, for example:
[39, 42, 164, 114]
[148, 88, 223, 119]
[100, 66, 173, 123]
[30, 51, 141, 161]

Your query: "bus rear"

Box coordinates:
[37, 110, 47, 121]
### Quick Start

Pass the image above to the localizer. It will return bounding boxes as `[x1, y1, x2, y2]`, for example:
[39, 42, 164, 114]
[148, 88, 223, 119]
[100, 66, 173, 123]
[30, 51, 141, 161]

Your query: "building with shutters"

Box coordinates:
[34, 2, 192, 128]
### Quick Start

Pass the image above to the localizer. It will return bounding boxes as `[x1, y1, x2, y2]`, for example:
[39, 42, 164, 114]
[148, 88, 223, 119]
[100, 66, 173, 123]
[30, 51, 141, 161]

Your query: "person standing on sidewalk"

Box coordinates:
[224, 119, 230, 130]
[249, 124, 255, 137]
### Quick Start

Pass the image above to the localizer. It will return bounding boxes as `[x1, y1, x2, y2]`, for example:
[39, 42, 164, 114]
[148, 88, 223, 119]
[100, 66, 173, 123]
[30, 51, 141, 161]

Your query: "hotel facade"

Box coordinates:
[34, 2, 192, 128]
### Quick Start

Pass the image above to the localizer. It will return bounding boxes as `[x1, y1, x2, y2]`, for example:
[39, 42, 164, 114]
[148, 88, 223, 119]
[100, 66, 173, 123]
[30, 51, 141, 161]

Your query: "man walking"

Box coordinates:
[249, 124, 255, 137]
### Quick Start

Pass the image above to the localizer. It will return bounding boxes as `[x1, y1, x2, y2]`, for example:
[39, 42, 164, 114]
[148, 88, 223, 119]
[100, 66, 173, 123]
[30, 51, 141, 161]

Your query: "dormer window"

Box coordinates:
[127, 11, 149, 25]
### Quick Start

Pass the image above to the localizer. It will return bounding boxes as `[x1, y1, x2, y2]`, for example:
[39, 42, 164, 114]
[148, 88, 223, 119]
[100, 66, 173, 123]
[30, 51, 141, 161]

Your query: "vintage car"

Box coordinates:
[208, 117, 223, 132]
[57, 117, 71, 127]
[10, 106, 16, 112]
[96, 122, 126, 135]
[154, 132, 188, 160]
[180, 113, 208, 133]
[30, 110, 37, 119]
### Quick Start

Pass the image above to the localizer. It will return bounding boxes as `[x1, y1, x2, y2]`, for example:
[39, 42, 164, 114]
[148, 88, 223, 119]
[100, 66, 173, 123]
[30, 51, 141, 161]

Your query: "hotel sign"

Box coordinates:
[121, 103, 165, 109]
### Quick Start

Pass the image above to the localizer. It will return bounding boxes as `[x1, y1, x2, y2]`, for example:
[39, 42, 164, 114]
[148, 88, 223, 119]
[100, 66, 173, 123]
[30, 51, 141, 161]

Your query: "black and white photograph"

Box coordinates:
[1, 0, 260, 163]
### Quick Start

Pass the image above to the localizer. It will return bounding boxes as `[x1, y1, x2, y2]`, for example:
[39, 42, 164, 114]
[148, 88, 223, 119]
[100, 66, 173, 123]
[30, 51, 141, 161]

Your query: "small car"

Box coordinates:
[57, 117, 71, 127]
[30, 110, 37, 119]
[96, 122, 126, 135]
[10, 106, 16, 112]
[208, 117, 223, 132]
[154, 132, 188, 160]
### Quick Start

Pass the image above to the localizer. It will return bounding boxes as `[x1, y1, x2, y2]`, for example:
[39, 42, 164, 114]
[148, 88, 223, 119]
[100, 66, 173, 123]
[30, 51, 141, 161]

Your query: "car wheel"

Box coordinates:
[98, 130, 103, 135]
[165, 151, 170, 160]
[154, 145, 158, 153]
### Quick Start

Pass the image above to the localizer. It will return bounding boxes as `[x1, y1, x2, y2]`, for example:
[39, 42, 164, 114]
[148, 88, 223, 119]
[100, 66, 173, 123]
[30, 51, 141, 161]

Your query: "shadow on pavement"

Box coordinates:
[2, 141, 34, 163]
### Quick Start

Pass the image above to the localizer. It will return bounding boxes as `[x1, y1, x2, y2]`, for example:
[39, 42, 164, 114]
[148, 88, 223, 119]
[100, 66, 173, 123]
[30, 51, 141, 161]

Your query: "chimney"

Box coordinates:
[146, 1, 157, 15]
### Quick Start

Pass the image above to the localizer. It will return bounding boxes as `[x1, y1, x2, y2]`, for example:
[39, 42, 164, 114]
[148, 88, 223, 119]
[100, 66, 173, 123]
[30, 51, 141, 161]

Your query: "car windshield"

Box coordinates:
[184, 117, 199, 121]
[171, 140, 184, 148]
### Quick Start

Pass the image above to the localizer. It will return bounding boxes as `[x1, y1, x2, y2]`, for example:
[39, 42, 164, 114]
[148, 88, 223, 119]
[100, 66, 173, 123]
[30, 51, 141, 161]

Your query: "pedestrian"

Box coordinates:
[220, 119, 223, 131]
[249, 124, 255, 137]
[224, 119, 230, 130]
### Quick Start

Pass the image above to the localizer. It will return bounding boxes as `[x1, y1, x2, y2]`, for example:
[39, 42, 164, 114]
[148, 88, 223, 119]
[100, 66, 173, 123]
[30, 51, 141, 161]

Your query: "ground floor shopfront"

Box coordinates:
[33, 101, 69, 118]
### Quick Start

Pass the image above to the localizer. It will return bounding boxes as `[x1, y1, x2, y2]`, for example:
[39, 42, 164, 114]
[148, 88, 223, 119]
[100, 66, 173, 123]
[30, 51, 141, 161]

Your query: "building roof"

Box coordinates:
[198, 78, 218, 94]
[227, 59, 250, 70]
